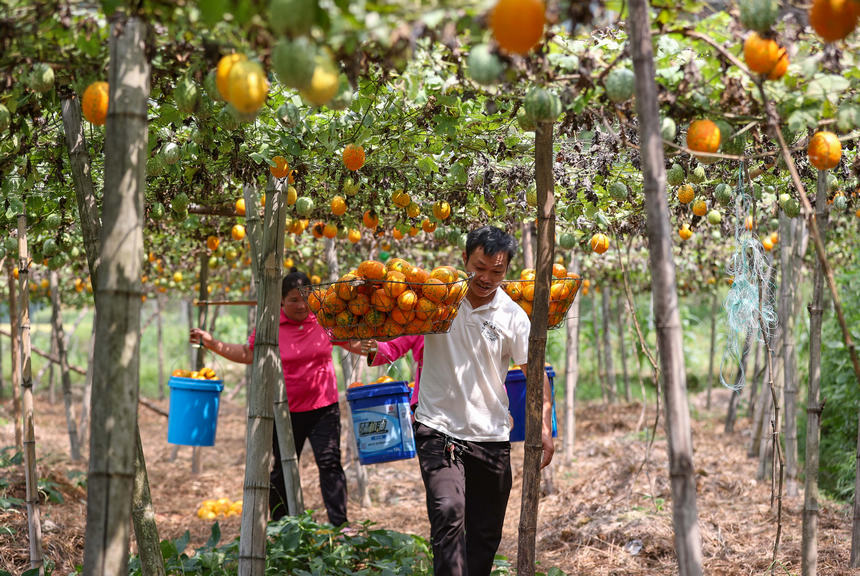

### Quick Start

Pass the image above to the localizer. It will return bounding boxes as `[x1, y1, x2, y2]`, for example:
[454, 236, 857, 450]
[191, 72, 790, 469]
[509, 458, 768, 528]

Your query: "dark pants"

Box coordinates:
[414, 422, 512, 576]
[270, 402, 348, 526]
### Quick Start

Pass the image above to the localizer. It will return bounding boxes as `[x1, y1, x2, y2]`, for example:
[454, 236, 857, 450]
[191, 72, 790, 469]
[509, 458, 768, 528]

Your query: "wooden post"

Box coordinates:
[628, 1, 704, 573]
[705, 291, 717, 410]
[239, 177, 287, 576]
[82, 16, 150, 576]
[191, 250, 210, 474]
[563, 253, 580, 461]
[156, 294, 165, 400]
[778, 211, 799, 497]
[6, 260, 22, 450]
[18, 216, 45, 575]
[50, 270, 81, 461]
[601, 285, 617, 401]
[516, 119, 554, 576]
[615, 290, 631, 402]
[802, 170, 829, 575]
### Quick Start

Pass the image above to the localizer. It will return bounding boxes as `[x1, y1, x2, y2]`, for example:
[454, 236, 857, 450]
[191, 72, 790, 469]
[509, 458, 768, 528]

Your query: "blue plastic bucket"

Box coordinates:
[346, 381, 416, 465]
[505, 366, 558, 443]
[167, 376, 224, 446]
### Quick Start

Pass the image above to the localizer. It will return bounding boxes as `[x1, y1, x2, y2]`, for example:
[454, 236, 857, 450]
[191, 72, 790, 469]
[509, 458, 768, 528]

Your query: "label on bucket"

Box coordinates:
[353, 404, 403, 454]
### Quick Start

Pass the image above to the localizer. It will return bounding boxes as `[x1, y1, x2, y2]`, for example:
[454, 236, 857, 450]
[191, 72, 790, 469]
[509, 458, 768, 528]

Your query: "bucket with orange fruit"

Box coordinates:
[502, 264, 583, 329]
[167, 367, 224, 446]
[300, 258, 472, 341]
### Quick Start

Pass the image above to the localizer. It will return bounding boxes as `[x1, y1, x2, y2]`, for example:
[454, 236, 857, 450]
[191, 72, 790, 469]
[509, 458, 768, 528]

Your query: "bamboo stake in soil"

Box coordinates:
[156, 295, 165, 400]
[628, 2, 703, 573]
[802, 170, 829, 576]
[239, 178, 287, 576]
[778, 211, 799, 498]
[516, 119, 554, 576]
[82, 17, 149, 576]
[132, 430, 166, 576]
[615, 291, 631, 402]
[18, 216, 45, 575]
[563, 252, 581, 460]
[601, 285, 617, 401]
[49, 270, 81, 461]
[706, 291, 717, 410]
[7, 260, 22, 450]
[591, 294, 607, 402]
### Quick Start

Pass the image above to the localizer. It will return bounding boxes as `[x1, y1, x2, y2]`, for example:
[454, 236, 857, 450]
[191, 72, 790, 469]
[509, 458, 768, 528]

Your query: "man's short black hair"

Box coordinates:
[465, 226, 518, 264]
[282, 268, 310, 298]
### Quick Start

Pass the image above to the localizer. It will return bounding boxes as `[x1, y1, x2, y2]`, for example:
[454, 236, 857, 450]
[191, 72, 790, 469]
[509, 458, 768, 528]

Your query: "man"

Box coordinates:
[414, 225, 554, 576]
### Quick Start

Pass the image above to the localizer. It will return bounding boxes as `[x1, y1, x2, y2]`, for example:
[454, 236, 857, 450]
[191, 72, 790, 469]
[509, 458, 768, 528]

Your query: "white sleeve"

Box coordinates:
[511, 307, 531, 366]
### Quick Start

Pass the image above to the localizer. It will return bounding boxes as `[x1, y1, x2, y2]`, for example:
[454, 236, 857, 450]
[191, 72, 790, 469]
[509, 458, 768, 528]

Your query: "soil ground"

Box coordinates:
[0, 387, 856, 575]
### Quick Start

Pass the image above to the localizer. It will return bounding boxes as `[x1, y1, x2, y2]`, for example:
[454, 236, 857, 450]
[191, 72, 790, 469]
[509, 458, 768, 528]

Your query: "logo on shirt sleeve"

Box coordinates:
[481, 320, 500, 342]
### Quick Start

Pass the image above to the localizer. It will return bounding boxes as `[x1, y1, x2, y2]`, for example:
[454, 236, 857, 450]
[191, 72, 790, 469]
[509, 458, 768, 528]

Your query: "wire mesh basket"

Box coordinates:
[502, 275, 582, 330]
[300, 267, 472, 341]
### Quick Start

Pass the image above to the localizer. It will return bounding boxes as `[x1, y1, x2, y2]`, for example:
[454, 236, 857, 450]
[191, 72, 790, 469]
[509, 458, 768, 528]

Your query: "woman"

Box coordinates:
[190, 269, 353, 526]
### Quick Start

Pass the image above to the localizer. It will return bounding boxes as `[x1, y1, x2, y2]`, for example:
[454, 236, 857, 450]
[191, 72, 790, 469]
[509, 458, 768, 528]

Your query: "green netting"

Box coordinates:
[720, 165, 777, 391]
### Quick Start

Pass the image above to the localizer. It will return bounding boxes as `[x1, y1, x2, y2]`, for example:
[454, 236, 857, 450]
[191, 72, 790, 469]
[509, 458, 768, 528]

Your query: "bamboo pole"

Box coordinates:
[239, 177, 287, 576]
[705, 291, 717, 410]
[801, 170, 829, 576]
[615, 290, 631, 402]
[49, 270, 81, 461]
[778, 211, 799, 497]
[82, 17, 150, 576]
[563, 252, 580, 460]
[516, 119, 555, 576]
[6, 260, 22, 450]
[18, 216, 45, 575]
[601, 285, 617, 402]
[628, 2, 703, 573]
[156, 295, 165, 400]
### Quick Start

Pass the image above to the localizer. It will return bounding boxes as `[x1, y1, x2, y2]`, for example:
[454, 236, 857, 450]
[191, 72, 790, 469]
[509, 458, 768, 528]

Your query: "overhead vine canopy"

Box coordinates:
[0, 0, 857, 301]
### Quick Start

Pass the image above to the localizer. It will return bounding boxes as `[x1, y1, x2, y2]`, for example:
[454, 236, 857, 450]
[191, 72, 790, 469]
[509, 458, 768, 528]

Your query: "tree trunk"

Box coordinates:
[7, 261, 22, 450]
[563, 253, 580, 461]
[156, 295, 165, 400]
[239, 177, 287, 576]
[0, 329, 4, 401]
[748, 333, 762, 419]
[191, 252, 210, 475]
[47, 316, 57, 403]
[629, 2, 703, 573]
[18, 217, 45, 575]
[601, 286, 617, 402]
[132, 429, 165, 576]
[516, 120, 554, 576]
[521, 222, 535, 269]
[779, 212, 799, 498]
[615, 291, 631, 402]
[82, 17, 149, 576]
[50, 270, 81, 461]
[706, 291, 718, 410]
[756, 361, 774, 480]
[802, 170, 829, 576]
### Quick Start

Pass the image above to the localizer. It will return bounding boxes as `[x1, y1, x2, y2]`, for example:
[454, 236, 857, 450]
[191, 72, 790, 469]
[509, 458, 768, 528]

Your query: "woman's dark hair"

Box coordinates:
[282, 268, 310, 298]
[465, 226, 518, 264]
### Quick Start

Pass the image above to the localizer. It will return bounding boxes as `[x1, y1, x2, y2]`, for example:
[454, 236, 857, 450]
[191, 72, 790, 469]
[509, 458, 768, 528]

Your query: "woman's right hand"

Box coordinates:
[190, 328, 214, 349]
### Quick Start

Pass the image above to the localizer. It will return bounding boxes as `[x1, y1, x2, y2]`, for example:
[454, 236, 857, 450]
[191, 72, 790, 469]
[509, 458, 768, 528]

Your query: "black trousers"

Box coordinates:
[414, 422, 512, 576]
[270, 402, 348, 527]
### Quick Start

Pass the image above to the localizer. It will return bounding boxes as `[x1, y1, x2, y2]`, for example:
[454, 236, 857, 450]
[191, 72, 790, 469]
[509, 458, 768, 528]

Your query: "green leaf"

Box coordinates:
[100, 0, 121, 16]
[205, 521, 221, 549]
[198, 0, 229, 25]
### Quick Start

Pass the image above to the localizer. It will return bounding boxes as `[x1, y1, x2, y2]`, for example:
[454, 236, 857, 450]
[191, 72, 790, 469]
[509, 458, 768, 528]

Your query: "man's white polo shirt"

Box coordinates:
[415, 286, 531, 442]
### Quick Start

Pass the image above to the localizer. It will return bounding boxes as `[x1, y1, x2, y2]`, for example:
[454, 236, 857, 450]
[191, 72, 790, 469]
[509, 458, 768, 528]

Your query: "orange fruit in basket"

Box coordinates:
[406, 266, 430, 288]
[415, 297, 436, 320]
[379, 319, 404, 339]
[358, 260, 386, 281]
[364, 309, 386, 327]
[307, 291, 324, 313]
[383, 271, 407, 298]
[421, 278, 448, 303]
[550, 282, 565, 301]
[371, 289, 395, 312]
[323, 289, 347, 314]
[397, 289, 418, 310]
[430, 266, 457, 284]
[521, 282, 535, 301]
[318, 311, 338, 329]
[348, 293, 370, 316]
[519, 300, 533, 316]
[444, 280, 466, 305]
[348, 381, 364, 389]
[520, 268, 536, 281]
[433, 306, 451, 322]
[567, 271, 580, 279]
[386, 258, 411, 274]
[335, 310, 355, 328]
[504, 281, 523, 301]
[390, 307, 415, 325]
[552, 263, 568, 278]
[549, 313, 564, 327]
[335, 273, 358, 300]
[331, 326, 351, 340]
[356, 322, 374, 339]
